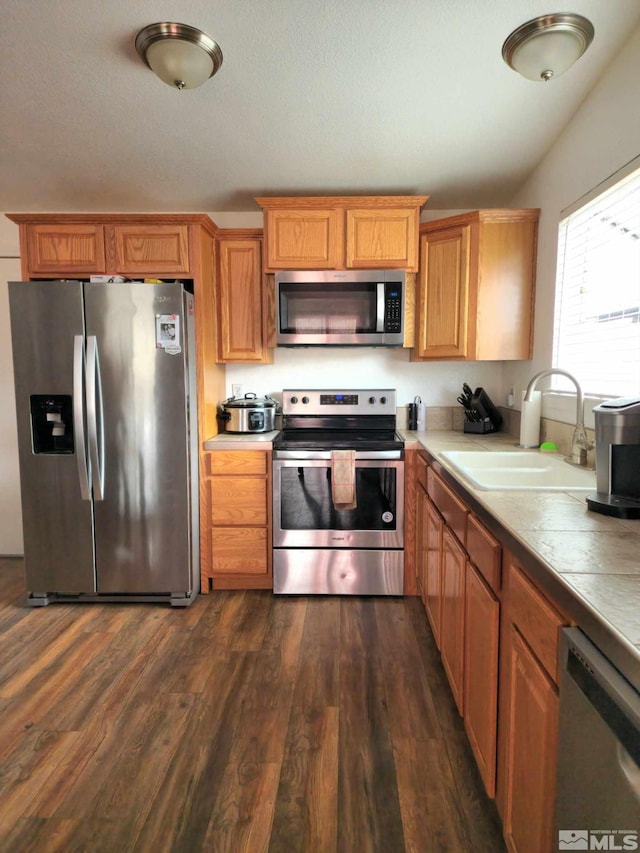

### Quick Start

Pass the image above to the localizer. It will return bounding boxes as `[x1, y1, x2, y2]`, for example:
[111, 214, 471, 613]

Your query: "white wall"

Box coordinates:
[225, 348, 504, 410]
[503, 23, 640, 424]
[0, 217, 23, 553]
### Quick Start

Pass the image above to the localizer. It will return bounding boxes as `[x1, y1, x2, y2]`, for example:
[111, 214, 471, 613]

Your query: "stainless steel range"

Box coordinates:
[272, 389, 404, 595]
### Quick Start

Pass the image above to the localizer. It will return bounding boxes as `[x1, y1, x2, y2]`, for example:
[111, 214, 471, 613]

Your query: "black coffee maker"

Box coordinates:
[587, 397, 640, 518]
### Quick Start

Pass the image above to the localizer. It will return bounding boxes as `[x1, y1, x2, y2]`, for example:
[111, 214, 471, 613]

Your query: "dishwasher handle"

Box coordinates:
[562, 627, 640, 769]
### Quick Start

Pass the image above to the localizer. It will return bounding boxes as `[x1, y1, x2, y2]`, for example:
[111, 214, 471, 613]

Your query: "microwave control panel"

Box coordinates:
[384, 283, 402, 333]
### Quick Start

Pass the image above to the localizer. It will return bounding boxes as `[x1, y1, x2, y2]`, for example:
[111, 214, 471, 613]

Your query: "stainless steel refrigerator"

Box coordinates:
[9, 280, 199, 606]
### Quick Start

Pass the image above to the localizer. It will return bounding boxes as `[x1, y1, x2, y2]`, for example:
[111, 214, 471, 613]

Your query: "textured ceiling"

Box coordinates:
[2, 0, 639, 214]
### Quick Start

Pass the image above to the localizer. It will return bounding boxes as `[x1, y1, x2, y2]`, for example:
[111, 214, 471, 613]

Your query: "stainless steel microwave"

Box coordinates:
[275, 269, 405, 346]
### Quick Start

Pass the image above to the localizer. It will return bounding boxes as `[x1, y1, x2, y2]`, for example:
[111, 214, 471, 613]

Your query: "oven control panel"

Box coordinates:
[282, 389, 396, 415]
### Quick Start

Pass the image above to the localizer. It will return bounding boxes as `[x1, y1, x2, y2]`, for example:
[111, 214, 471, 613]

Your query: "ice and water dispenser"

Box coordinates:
[30, 395, 74, 454]
[587, 397, 640, 518]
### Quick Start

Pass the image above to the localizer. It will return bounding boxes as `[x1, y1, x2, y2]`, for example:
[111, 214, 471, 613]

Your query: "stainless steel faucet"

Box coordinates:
[523, 369, 594, 467]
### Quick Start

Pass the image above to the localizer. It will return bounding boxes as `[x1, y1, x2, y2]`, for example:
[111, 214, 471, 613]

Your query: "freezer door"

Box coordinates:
[8, 281, 96, 593]
[84, 282, 192, 594]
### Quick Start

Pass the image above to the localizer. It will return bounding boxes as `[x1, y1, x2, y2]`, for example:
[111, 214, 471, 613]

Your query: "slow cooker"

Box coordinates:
[218, 393, 278, 433]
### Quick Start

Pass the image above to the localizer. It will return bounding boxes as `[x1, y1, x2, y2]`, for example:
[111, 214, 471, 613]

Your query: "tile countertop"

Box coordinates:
[206, 427, 640, 691]
[406, 429, 640, 693]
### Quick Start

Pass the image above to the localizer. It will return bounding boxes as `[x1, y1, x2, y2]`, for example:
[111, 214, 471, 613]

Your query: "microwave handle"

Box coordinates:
[376, 282, 385, 332]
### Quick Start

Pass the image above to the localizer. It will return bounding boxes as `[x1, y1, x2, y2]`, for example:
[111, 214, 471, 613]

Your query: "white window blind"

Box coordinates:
[553, 165, 640, 397]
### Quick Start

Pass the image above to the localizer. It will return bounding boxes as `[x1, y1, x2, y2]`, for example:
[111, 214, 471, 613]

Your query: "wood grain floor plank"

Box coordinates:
[203, 761, 281, 853]
[61, 692, 196, 853]
[0, 607, 102, 697]
[375, 597, 443, 742]
[0, 560, 506, 853]
[0, 630, 112, 742]
[338, 598, 406, 853]
[0, 729, 79, 838]
[0, 817, 77, 853]
[129, 652, 247, 852]
[269, 706, 339, 853]
[38, 607, 175, 731]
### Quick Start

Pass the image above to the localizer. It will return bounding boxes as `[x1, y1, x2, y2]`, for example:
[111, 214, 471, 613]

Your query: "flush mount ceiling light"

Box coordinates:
[135, 22, 223, 90]
[502, 13, 594, 82]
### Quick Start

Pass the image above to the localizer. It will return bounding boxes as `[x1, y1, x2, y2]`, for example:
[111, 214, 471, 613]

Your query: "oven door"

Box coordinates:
[272, 456, 404, 549]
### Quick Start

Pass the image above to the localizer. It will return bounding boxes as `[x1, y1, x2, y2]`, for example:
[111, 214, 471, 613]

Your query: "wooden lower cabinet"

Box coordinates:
[440, 527, 466, 714]
[464, 562, 500, 797]
[499, 625, 559, 853]
[497, 555, 566, 853]
[424, 495, 443, 647]
[203, 449, 272, 590]
[416, 452, 568, 852]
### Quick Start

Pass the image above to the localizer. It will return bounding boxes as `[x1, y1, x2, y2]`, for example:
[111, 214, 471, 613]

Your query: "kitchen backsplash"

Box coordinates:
[402, 404, 596, 467]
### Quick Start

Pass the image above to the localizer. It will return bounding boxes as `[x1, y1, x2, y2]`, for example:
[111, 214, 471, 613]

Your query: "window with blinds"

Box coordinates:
[553, 164, 640, 397]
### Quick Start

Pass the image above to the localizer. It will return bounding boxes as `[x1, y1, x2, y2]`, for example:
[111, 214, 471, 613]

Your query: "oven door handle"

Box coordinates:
[273, 450, 403, 462]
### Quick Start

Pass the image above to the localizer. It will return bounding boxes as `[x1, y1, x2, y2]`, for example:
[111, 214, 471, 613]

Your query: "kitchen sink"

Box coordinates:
[439, 450, 596, 491]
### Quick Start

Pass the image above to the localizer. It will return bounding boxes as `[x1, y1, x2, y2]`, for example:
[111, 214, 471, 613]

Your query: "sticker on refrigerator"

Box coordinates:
[156, 314, 182, 354]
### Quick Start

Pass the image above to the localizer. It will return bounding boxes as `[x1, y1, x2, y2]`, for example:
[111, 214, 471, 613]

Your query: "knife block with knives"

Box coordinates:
[458, 385, 503, 434]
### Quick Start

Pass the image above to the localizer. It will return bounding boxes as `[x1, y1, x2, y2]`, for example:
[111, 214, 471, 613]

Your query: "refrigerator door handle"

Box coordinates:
[73, 335, 91, 500]
[86, 335, 105, 501]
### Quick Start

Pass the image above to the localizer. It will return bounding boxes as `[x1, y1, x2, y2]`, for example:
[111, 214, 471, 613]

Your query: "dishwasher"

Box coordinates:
[555, 627, 640, 850]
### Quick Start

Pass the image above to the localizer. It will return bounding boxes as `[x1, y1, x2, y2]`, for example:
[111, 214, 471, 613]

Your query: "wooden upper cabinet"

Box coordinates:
[415, 225, 470, 359]
[256, 196, 428, 272]
[413, 209, 539, 362]
[215, 233, 271, 363]
[346, 207, 419, 269]
[111, 224, 190, 274]
[261, 207, 342, 270]
[6, 214, 213, 279]
[23, 224, 106, 275]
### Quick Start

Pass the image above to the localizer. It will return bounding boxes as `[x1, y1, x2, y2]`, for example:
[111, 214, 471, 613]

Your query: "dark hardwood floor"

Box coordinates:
[0, 556, 505, 852]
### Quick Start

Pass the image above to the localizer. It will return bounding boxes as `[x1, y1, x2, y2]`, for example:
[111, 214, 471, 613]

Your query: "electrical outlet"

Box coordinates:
[232, 384, 242, 398]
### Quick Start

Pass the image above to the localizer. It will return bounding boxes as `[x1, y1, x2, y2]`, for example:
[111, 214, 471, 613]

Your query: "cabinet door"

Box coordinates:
[440, 527, 466, 713]
[263, 208, 343, 270]
[346, 207, 418, 270]
[464, 562, 500, 797]
[25, 224, 106, 274]
[111, 224, 190, 274]
[415, 226, 470, 359]
[424, 496, 443, 648]
[216, 238, 268, 362]
[501, 625, 558, 853]
[416, 486, 428, 601]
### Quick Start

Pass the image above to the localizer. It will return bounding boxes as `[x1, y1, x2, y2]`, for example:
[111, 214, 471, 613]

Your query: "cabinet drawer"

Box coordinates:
[507, 558, 565, 683]
[207, 451, 268, 476]
[466, 514, 501, 594]
[210, 478, 267, 524]
[427, 468, 468, 546]
[211, 527, 268, 574]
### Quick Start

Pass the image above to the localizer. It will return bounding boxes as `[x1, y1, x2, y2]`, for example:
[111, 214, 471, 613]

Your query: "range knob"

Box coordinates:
[380, 395, 388, 405]
[368, 396, 377, 404]
[290, 396, 298, 404]
[302, 396, 310, 404]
